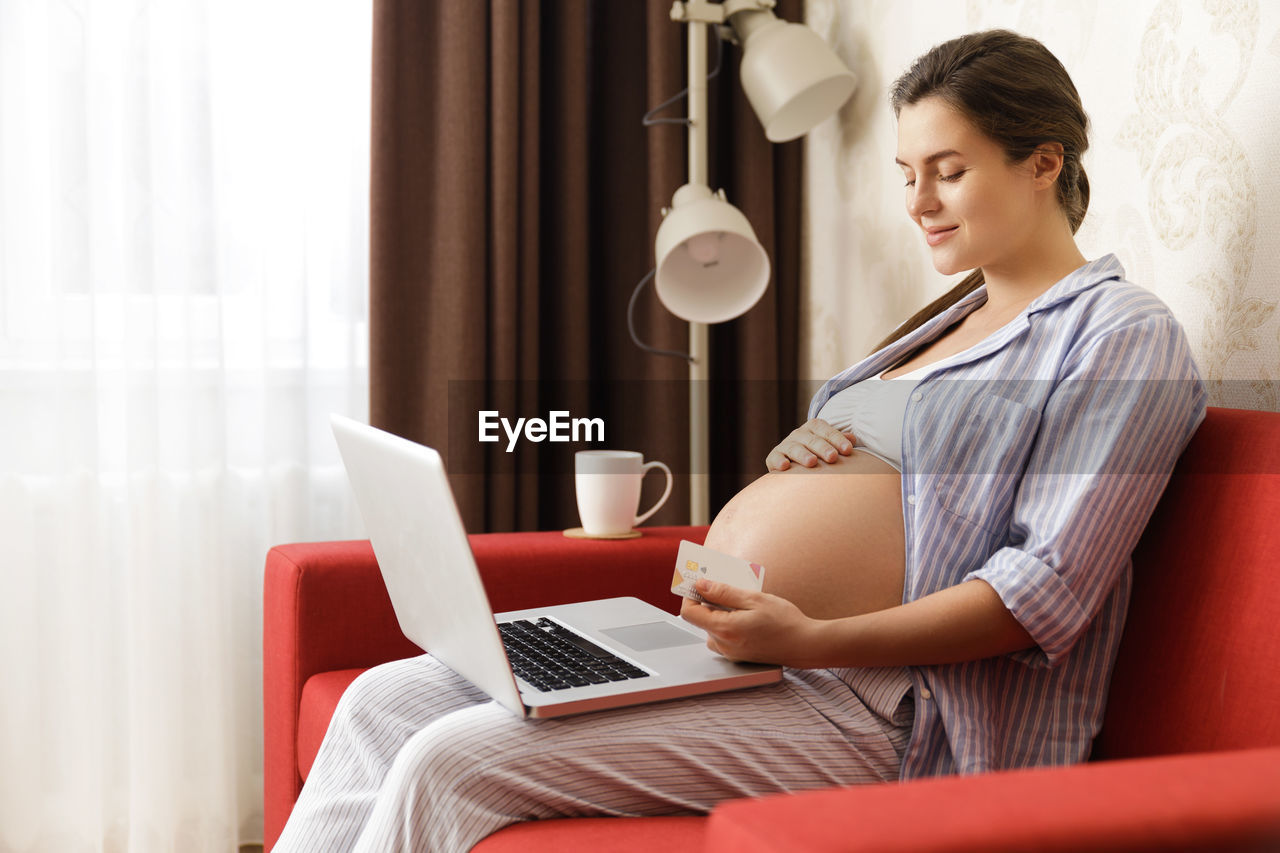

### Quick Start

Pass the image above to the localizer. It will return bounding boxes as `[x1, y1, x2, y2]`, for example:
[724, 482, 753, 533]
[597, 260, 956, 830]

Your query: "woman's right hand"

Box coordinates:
[765, 419, 856, 471]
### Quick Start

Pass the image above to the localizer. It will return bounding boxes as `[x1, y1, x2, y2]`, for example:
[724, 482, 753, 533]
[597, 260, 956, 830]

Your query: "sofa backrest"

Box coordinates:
[1094, 407, 1280, 760]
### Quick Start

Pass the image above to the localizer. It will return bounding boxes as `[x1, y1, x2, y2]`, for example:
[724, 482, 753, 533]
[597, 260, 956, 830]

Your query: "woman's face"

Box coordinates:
[895, 96, 1041, 277]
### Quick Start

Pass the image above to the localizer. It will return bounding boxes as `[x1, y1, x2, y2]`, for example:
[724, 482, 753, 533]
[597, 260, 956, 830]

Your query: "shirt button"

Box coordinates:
[911, 391, 923, 402]
[906, 494, 917, 506]
[920, 687, 932, 700]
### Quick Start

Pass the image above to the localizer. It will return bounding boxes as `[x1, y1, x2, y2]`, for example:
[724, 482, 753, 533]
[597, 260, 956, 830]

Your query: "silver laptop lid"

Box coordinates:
[330, 414, 524, 716]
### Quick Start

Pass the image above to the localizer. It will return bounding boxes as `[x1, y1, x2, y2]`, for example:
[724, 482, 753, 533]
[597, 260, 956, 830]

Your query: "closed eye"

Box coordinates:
[904, 169, 967, 188]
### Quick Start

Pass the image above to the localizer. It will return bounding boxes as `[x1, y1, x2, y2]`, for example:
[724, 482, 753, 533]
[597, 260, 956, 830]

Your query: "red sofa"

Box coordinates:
[264, 407, 1280, 851]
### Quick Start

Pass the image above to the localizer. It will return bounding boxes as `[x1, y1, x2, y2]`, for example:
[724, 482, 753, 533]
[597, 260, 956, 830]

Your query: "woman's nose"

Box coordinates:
[907, 183, 937, 218]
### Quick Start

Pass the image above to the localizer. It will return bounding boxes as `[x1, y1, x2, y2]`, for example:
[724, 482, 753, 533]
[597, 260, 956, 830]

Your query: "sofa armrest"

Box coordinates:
[263, 525, 707, 849]
[706, 747, 1280, 852]
[263, 539, 422, 849]
[468, 525, 708, 614]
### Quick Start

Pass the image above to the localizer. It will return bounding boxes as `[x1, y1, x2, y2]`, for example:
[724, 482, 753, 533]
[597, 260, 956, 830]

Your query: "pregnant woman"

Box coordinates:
[276, 29, 1205, 852]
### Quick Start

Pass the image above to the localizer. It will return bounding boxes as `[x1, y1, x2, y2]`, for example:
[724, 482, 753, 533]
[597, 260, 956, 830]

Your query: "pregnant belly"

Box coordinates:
[704, 451, 906, 620]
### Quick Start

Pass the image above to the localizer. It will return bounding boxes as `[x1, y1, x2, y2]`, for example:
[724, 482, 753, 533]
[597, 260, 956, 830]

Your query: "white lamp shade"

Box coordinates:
[654, 184, 770, 324]
[738, 18, 856, 143]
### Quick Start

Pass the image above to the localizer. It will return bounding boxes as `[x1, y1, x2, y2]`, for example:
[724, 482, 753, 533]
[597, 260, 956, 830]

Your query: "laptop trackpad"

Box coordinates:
[601, 621, 703, 652]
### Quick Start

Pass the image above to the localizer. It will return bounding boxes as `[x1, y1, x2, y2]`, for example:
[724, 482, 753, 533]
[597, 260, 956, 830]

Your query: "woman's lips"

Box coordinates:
[925, 226, 958, 246]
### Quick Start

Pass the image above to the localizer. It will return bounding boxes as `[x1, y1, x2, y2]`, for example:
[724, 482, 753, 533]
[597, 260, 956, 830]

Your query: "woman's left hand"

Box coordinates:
[679, 580, 827, 668]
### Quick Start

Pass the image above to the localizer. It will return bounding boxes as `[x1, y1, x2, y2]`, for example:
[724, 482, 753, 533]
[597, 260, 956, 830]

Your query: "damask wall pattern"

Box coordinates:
[802, 0, 1280, 411]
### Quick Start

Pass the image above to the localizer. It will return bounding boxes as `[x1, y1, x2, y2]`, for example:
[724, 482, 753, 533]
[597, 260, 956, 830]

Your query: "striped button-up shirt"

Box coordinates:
[808, 255, 1206, 778]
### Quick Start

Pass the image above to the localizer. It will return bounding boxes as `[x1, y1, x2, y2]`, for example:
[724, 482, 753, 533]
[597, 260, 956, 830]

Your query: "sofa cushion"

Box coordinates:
[705, 747, 1280, 853]
[1097, 408, 1280, 759]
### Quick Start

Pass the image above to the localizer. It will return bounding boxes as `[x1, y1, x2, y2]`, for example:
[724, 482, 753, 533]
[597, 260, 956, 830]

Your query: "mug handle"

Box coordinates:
[633, 460, 674, 527]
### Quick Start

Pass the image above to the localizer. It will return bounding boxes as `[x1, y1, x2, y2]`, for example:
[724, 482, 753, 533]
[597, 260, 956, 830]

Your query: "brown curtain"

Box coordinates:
[371, 0, 802, 534]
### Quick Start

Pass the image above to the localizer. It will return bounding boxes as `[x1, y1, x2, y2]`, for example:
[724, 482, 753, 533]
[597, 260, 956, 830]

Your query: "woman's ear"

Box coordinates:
[1030, 143, 1066, 189]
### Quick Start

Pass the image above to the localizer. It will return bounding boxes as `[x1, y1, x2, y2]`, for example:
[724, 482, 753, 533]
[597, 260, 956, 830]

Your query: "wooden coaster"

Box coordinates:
[563, 527, 642, 540]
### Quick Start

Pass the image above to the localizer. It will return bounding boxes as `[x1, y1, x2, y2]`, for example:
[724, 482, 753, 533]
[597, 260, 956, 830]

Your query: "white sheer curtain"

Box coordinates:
[0, 1, 371, 849]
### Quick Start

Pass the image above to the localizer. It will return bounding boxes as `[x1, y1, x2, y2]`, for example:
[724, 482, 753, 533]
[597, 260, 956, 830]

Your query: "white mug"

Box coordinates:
[575, 450, 673, 536]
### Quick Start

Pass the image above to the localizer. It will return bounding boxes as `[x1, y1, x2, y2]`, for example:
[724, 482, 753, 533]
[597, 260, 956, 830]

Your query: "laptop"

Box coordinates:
[330, 415, 781, 718]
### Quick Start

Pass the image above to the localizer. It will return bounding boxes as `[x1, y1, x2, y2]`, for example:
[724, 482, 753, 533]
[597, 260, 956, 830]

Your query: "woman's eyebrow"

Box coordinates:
[894, 149, 962, 168]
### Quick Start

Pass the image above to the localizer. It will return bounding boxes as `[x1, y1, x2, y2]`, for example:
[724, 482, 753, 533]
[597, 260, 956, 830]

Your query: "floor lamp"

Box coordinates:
[652, 0, 855, 524]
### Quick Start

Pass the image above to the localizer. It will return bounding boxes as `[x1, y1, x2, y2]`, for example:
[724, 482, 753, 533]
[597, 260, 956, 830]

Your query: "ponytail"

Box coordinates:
[871, 269, 985, 354]
[1069, 163, 1090, 234]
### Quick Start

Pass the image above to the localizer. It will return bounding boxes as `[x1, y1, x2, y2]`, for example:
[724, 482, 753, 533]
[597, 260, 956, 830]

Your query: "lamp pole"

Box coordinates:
[686, 18, 711, 526]
[661, 0, 853, 525]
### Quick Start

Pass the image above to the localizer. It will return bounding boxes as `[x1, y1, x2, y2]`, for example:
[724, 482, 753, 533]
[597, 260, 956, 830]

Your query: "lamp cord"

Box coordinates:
[641, 29, 724, 127]
[626, 268, 694, 362]
[630, 27, 725, 361]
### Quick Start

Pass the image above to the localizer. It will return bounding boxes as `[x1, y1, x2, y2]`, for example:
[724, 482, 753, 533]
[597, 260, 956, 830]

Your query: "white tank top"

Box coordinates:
[815, 351, 966, 471]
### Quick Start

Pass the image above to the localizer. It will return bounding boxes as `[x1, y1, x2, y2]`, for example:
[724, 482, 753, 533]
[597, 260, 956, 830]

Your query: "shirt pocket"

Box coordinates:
[930, 392, 1040, 533]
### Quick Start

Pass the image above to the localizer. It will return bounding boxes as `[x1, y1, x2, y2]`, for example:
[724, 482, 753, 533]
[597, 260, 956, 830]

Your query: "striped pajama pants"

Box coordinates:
[274, 654, 914, 852]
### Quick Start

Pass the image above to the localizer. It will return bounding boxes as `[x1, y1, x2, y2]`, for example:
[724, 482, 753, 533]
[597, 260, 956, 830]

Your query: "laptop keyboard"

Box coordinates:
[498, 617, 650, 692]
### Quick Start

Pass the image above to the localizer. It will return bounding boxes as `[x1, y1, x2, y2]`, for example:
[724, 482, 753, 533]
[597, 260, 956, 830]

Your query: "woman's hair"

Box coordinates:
[874, 29, 1091, 352]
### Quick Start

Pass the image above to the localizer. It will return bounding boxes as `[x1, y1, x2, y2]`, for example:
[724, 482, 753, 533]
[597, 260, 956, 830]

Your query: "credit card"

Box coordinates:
[671, 540, 766, 607]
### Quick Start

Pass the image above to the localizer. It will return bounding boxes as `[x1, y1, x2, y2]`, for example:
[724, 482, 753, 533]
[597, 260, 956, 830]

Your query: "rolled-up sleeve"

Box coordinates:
[963, 315, 1206, 668]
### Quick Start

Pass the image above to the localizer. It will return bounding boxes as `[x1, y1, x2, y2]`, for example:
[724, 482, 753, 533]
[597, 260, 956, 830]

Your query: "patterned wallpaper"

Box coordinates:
[802, 0, 1280, 411]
